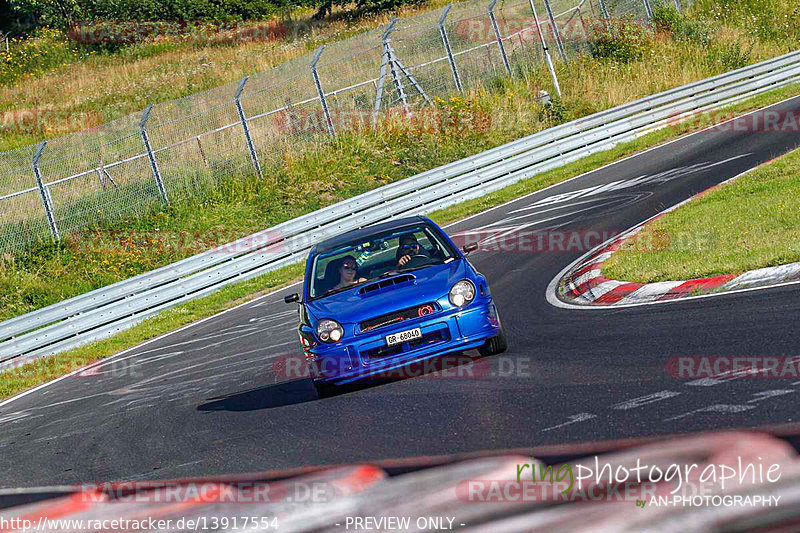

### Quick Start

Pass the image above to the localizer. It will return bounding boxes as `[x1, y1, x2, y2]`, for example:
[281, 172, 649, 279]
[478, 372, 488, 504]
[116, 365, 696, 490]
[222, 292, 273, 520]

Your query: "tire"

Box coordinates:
[478, 327, 508, 356]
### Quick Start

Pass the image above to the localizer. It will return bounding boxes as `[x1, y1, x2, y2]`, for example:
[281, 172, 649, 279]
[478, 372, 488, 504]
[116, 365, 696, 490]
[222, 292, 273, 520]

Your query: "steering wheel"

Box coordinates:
[402, 254, 431, 269]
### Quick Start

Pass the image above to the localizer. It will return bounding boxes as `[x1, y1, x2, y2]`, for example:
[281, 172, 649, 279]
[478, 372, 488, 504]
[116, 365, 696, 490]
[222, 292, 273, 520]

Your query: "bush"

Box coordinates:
[9, 0, 309, 28]
[590, 21, 652, 63]
[705, 41, 751, 70]
[314, 0, 424, 19]
[537, 97, 568, 125]
[0, 27, 95, 85]
[652, 3, 712, 45]
[652, 3, 681, 34]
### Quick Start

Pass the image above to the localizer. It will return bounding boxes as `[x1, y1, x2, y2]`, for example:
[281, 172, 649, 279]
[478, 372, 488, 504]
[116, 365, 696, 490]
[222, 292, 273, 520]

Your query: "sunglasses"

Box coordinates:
[400, 243, 418, 250]
[342, 264, 357, 271]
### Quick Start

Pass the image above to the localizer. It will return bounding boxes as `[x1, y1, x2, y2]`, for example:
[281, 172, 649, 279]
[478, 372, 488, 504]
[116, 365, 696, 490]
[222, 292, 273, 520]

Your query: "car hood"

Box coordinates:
[306, 260, 466, 324]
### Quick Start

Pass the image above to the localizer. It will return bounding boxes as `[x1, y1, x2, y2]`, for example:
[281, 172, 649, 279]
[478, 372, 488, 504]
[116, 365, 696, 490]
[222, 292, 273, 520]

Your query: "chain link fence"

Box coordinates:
[0, 0, 662, 255]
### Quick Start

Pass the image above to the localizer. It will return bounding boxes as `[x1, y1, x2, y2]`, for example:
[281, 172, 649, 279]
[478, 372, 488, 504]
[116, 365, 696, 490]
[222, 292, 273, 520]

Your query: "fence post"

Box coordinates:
[438, 5, 463, 93]
[139, 105, 169, 205]
[598, 0, 611, 27]
[528, 0, 561, 98]
[543, 0, 567, 62]
[311, 46, 335, 137]
[32, 141, 60, 241]
[642, 0, 654, 21]
[488, 0, 513, 76]
[234, 76, 263, 178]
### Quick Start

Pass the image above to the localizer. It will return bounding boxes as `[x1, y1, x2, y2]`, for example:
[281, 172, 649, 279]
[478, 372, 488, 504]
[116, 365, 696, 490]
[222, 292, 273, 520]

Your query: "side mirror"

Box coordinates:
[284, 293, 300, 304]
[462, 243, 478, 255]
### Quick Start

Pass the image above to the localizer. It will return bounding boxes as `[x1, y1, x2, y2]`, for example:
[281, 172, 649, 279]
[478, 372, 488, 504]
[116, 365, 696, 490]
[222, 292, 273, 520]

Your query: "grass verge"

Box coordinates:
[602, 144, 800, 283]
[1, 81, 799, 401]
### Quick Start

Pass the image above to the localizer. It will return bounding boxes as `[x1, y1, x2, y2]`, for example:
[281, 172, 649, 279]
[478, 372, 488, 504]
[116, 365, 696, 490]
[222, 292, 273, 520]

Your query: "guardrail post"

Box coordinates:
[311, 46, 335, 137]
[543, 0, 567, 62]
[139, 105, 169, 205]
[32, 141, 60, 241]
[234, 76, 263, 178]
[438, 5, 463, 93]
[528, 0, 561, 98]
[488, 0, 513, 76]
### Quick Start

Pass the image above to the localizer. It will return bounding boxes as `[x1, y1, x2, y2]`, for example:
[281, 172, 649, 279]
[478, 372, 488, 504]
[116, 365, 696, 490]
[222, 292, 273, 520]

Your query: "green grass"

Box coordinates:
[2, 81, 799, 401]
[603, 144, 800, 283]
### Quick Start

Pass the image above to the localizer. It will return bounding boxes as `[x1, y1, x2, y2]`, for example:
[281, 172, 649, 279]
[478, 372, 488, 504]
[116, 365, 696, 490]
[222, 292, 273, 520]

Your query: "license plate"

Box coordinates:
[386, 328, 422, 346]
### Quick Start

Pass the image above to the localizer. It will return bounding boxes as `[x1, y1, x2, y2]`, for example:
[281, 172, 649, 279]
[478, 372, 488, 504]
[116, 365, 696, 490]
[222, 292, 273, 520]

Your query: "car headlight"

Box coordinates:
[449, 280, 476, 307]
[317, 319, 344, 343]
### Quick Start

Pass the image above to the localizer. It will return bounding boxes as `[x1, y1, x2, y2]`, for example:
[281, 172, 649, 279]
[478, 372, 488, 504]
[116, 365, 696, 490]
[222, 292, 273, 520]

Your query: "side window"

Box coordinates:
[315, 255, 341, 295]
[416, 230, 432, 251]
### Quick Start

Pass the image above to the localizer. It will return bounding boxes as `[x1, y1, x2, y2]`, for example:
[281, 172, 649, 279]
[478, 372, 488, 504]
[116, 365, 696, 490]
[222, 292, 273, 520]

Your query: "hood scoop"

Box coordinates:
[358, 274, 415, 295]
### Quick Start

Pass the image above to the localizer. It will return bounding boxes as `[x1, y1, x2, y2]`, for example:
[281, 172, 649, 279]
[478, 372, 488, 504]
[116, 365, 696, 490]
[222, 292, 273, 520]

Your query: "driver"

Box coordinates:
[396, 233, 427, 267]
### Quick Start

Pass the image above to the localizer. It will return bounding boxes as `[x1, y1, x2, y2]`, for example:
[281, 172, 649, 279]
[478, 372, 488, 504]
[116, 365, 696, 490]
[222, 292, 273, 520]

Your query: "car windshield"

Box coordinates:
[308, 223, 458, 299]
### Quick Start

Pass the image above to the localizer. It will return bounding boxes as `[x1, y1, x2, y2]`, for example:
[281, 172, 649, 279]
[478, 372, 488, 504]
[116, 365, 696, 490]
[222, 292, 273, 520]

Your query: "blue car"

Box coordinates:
[284, 216, 507, 395]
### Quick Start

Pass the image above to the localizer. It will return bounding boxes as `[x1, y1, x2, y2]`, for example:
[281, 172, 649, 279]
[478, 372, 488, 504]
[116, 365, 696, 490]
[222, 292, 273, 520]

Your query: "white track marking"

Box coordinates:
[747, 390, 795, 403]
[612, 391, 681, 410]
[541, 413, 597, 432]
[664, 404, 755, 421]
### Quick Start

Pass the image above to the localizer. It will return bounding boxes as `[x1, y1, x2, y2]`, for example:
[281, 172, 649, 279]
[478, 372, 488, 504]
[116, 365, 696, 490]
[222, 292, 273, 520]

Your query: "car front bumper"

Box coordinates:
[307, 298, 501, 386]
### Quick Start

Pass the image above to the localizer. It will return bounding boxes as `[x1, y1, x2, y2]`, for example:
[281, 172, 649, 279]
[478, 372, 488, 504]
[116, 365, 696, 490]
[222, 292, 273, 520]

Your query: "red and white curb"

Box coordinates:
[557, 224, 800, 305]
[552, 175, 800, 307]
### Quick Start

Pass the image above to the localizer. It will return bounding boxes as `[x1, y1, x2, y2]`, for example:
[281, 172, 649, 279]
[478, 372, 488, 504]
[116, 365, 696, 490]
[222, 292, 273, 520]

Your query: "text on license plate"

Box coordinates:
[386, 328, 422, 346]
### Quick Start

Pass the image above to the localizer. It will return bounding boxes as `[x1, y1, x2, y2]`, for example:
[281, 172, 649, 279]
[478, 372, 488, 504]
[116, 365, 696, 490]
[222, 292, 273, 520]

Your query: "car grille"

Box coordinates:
[364, 329, 450, 359]
[359, 302, 439, 333]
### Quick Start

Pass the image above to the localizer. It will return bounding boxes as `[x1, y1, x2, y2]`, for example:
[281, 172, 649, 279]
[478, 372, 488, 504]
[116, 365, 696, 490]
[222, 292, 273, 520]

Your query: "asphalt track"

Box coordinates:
[2, 96, 800, 489]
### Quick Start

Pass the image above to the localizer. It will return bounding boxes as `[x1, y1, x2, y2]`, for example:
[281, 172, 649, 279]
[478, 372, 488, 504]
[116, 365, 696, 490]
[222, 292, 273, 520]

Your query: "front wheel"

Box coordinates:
[478, 328, 508, 356]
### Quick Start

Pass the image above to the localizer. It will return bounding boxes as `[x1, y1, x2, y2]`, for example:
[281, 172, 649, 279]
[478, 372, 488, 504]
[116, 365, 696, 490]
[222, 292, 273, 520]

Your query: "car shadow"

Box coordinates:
[197, 379, 320, 412]
[197, 351, 494, 412]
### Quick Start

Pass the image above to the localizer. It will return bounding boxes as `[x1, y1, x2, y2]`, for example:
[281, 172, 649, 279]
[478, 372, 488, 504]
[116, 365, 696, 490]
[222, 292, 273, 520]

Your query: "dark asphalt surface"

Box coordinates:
[2, 96, 800, 489]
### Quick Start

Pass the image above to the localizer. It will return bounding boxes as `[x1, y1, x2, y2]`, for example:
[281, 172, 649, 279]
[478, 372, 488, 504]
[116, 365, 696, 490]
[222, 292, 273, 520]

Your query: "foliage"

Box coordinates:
[692, 0, 800, 44]
[0, 27, 99, 85]
[652, 2, 713, 45]
[705, 41, 751, 70]
[7, 0, 304, 27]
[590, 21, 652, 63]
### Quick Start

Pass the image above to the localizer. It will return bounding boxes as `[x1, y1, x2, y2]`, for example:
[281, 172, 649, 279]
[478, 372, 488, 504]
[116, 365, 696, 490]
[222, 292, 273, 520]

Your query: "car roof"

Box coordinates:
[314, 216, 432, 253]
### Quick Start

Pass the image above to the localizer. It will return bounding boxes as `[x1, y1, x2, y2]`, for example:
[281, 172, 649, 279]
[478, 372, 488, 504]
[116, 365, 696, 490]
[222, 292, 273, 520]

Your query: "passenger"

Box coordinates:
[332, 255, 366, 290]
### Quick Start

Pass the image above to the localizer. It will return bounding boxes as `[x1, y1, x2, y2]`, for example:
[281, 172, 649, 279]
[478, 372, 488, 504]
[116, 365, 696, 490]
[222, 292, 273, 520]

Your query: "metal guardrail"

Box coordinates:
[1, 50, 799, 369]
